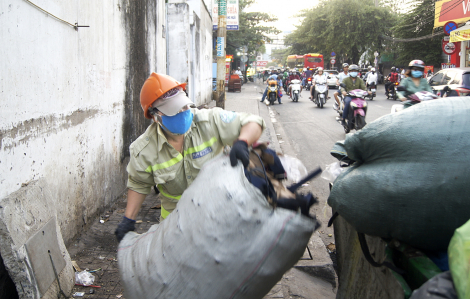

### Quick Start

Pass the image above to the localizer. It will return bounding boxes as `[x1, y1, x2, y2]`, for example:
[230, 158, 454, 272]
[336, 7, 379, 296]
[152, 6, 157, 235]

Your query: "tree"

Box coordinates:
[226, 0, 280, 73]
[285, 0, 397, 66]
[392, 0, 443, 67]
[271, 48, 291, 66]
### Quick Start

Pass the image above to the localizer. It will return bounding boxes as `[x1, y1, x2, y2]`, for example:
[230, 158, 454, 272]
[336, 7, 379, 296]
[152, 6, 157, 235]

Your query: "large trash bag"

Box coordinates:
[328, 97, 470, 251]
[118, 154, 318, 299]
[409, 271, 458, 299]
[449, 219, 470, 299]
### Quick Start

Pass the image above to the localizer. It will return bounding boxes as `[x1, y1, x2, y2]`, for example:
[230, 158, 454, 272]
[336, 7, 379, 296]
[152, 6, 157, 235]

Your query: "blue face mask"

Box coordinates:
[161, 109, 193, 135]
[350, 72, 358, 77]
[411, 70, 423, 78]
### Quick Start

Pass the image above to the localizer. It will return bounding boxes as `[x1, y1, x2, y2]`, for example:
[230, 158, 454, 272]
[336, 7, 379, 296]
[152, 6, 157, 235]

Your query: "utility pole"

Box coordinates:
[375, 0, 379, 7]
[216, 0, 227, 109]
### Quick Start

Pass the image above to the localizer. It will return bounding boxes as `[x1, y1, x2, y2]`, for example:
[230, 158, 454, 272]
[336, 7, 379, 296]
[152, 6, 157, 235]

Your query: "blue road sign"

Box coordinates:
[444, 21, 457, 36]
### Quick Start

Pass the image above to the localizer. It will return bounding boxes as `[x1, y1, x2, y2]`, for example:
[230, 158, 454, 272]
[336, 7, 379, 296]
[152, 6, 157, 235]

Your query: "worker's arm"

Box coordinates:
[238, 121, 263, 146]
[124, 189, 147, 220]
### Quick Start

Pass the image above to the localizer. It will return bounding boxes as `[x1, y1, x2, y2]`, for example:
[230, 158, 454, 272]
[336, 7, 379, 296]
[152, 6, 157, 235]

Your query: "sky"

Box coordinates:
[244, 0, 320, 32]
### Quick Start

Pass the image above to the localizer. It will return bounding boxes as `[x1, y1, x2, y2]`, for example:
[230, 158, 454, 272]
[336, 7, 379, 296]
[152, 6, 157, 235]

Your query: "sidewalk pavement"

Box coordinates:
[66, 81, 336, 298]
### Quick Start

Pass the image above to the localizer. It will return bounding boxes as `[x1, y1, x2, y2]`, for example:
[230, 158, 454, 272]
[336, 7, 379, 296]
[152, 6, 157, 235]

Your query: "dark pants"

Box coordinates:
[262, 87, 281, 103]
[385, 82, 394, 94]
[342, 96, 352, 121]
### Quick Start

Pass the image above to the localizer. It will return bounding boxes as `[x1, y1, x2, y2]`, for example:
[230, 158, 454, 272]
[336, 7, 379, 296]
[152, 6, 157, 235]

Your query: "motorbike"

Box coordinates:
[333, 90, 344, 116]
[386, 81, 399, 100]
[266, 79, 278, 105]
[365, 83, 376, 101]
[313, 79, 328, 108]
[306, 77, 313, 91]
[391, 86, 441, 113]
[290, 79, 302, 102]
[339, 84, 368, 133]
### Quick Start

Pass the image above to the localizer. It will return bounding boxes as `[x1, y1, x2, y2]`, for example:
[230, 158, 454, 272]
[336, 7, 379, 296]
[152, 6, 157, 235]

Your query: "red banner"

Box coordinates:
[434, 0, 470, 29]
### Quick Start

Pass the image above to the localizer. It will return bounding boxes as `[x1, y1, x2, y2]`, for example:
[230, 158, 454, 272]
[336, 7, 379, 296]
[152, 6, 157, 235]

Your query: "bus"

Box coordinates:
[304, 53, 324, 69]
[287, 55, 305, 69]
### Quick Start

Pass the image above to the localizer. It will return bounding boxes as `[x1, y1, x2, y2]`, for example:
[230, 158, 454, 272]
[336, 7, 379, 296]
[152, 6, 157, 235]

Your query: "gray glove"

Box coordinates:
[115, 216, 136, 243]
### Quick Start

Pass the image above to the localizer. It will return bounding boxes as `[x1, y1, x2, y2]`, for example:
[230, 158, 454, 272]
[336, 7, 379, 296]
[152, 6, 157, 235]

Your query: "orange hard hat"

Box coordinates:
[140, 73, 187, 119]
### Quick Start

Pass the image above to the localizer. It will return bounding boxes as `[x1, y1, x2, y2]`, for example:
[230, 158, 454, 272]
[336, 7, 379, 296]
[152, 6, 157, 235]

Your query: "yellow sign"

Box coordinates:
[434, 0, 470, 29]
[450, 28, 470, 42]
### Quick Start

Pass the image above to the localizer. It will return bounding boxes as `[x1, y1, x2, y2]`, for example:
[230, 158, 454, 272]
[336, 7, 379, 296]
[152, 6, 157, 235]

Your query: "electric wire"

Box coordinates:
[24, 0, 79, 29]
[392, 0, 463, 29]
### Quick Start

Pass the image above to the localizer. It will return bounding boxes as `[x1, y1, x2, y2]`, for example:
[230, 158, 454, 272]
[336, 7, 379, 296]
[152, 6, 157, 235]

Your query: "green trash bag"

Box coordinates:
[449, 219, 470, 299]
[328, 97, 470, 251]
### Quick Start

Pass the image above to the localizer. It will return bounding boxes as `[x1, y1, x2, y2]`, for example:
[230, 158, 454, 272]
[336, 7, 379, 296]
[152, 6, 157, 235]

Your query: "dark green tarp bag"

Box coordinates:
[328, 97, 470, 251]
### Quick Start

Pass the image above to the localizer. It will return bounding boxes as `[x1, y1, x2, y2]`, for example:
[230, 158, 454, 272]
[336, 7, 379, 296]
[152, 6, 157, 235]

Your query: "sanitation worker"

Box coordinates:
[115, 73, 265, 242]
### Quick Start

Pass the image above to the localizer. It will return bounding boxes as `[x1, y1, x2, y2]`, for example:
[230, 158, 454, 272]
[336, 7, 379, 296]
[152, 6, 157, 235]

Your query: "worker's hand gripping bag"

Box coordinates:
[328, 97, 470, 251]
[118, 154, 318, 299]
[448, 218, 470, 299]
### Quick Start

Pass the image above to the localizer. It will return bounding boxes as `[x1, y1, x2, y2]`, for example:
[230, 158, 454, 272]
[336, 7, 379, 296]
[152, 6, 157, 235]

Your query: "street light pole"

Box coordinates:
[216, 0, 227, 109]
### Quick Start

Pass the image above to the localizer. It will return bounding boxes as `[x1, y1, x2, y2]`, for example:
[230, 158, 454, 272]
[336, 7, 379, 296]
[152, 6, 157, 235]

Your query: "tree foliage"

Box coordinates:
[271, 48, 291, 66]
[226, 0, 280, 57]
[392, 0, 442, 66]
[285, 0, 397, 65]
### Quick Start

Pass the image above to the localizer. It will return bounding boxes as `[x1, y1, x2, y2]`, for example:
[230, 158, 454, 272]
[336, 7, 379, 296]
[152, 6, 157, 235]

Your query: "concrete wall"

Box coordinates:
[167, 1, 213, 107]
[0, 0, 165, 296]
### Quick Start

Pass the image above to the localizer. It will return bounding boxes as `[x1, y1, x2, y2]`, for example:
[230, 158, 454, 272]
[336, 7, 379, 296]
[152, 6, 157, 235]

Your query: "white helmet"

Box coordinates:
[317, 67, 323, 72]
[371, 68, 376, 72]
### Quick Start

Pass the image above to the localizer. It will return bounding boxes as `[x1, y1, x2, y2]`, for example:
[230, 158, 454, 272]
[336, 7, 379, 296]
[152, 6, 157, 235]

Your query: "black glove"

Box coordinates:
[230, 139, 250, 167]
[115, 216, 136, 243]
[277, 192, 318, 218]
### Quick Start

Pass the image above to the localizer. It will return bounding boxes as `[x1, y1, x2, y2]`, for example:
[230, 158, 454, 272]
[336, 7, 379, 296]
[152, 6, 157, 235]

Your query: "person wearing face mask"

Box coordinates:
[340, 64, 368, 126]
[115, 73, 265, 242]
[397, 60, 432, 102]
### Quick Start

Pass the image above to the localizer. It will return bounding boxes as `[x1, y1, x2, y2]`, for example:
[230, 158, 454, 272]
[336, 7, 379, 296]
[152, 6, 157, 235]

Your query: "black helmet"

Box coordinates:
[391, 67, 396, 72]
[349, 64, 359, 71]
[408, 60, 425, 70]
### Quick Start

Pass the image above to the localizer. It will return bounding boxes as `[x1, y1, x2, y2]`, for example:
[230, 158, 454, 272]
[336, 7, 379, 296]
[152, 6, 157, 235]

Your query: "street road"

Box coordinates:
[267, 85, 399, 246]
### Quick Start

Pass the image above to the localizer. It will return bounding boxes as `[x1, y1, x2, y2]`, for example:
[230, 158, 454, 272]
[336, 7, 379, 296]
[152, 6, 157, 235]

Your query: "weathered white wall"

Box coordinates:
[1, 0, 166, 296]
[167, 0, 213, 107]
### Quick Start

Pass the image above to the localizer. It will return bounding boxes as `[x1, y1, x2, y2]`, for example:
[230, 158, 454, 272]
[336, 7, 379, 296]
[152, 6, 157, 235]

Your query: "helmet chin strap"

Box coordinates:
[154, 115, 185, 136]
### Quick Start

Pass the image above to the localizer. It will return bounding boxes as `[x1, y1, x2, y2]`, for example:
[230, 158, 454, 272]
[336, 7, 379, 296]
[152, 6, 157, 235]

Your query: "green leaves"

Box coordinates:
[226, 0, 280, 57]
[285, 0, 397, 64]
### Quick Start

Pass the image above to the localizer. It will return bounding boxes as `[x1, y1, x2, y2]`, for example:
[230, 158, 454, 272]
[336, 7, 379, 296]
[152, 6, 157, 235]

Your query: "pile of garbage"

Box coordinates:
[328, 97, 470, 251]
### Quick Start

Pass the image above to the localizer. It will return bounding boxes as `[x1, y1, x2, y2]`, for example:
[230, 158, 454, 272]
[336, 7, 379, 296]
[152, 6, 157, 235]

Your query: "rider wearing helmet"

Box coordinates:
[115, 73, 265, 242]
[366, 67, 378, 90]
[397, 60, 432, 101]
[334, 63, 350, 110]
[310, 67, 328, 101]
[340, 64, 368, 126]
[385, 66, 399, 95]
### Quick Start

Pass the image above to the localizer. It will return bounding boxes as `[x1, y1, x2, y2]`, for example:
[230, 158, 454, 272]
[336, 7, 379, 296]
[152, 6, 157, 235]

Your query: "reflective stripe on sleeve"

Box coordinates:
[161, 206, 170, 219]
[157, 185, 181, 200]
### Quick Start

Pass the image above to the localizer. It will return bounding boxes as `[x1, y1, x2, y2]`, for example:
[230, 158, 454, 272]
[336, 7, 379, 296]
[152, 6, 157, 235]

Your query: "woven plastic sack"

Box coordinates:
[328, 97, 470, 251]
[448, 219, 470, 299]
[118, 154, 317, 299]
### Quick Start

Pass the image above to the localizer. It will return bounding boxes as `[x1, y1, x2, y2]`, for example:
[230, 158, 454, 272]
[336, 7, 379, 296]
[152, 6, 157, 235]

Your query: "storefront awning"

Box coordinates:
[450, 23, 470, 42]
[434, 0, 470, 30]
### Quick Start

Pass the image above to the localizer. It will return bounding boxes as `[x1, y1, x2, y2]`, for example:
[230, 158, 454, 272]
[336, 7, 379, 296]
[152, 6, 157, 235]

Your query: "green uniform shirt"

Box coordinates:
[397, 77, 433, 99]
[126, 108, 266, 219]
[340, 76, 366, 93]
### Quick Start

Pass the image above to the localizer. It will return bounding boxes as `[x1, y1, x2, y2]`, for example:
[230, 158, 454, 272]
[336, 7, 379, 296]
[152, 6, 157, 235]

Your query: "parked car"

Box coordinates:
[324, 70, 339, 88]
[428, 67, 470, 96]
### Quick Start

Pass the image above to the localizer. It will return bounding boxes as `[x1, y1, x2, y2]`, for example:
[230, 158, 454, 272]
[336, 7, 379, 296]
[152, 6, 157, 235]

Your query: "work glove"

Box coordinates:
[277, 192, 318, 218]
[114, 216, 136, 243]
[230, 139, 250, 167]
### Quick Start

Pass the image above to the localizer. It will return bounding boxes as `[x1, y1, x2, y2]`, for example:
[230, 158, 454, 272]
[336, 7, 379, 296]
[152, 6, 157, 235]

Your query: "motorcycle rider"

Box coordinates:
[341, 64, 368, 126]
[397, 60, 433, 102]
[260, 72, 281, 104]
[310, 67, 328, 101]
[287, 71, 301, 98]
[385, 67, 399, 96]
[334, 63, 350, 110]
[366, 67, 378, 90]
[363, 66, 372, 81]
